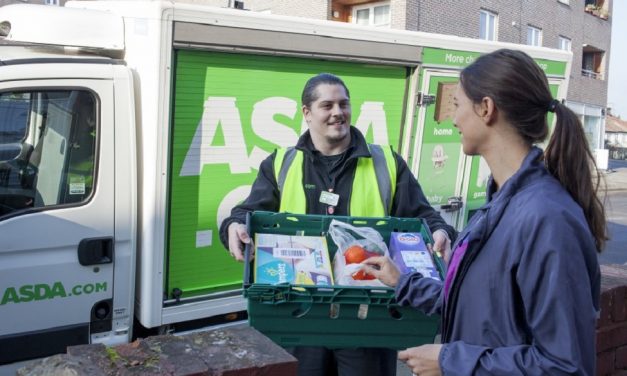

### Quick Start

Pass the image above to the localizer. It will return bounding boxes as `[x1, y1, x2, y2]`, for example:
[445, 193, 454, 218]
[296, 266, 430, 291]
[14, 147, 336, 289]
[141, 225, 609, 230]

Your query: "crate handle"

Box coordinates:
[387, 306, 403, 320]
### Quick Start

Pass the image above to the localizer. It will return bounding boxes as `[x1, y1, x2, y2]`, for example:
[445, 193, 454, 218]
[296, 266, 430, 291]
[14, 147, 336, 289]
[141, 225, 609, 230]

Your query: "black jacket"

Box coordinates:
[219, 127, 456, 248]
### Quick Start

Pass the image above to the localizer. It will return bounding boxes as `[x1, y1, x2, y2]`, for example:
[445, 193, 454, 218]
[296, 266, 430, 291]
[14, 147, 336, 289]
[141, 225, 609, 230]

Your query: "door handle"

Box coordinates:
[440, 196, 463, 212]
[78, 237, 113, 266]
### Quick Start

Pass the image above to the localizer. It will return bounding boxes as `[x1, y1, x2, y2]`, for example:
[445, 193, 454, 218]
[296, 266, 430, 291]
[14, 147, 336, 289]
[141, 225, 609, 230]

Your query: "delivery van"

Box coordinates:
[0, 0, 572, 365]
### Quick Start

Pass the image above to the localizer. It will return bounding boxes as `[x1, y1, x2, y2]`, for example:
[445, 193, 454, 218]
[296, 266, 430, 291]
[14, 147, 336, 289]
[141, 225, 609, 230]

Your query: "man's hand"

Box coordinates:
[431, 229, 451, 264]
[361, 256, 401, 287]
[398, 344, 443, 376]
[227, 222, 251, 262]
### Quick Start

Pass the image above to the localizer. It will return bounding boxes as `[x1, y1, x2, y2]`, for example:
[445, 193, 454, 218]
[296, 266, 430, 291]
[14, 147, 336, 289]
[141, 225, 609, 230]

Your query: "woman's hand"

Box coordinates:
[361, 256, 401, 287]
[398, 344, 443, 376]
[432, 229, 452, 264]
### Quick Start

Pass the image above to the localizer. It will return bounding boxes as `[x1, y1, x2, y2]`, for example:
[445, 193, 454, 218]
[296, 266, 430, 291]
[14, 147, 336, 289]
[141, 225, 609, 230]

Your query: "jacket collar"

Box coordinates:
[486, 146, 546, 205]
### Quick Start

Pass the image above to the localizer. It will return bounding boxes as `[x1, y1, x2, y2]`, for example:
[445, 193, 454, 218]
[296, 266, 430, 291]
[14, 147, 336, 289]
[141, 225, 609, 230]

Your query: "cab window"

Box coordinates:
[0, 90, 97, 218]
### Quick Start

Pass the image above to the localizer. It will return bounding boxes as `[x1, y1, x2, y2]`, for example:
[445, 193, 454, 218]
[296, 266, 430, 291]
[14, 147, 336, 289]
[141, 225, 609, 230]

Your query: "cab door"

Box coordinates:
[0, 68, 115, 364]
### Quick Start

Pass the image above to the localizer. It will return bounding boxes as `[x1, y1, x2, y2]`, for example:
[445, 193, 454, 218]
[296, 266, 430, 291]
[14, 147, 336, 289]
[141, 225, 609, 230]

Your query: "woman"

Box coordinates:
[363, 49, 606, 375]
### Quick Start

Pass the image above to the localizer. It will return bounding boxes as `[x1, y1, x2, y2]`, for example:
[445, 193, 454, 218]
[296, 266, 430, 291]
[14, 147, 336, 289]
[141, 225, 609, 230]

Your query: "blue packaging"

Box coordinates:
[389, 232, 440, 280]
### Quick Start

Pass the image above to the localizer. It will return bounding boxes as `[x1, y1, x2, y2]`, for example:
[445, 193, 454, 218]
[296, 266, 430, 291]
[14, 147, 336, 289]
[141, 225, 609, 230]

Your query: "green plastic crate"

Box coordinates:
[243, 211, 443, 349]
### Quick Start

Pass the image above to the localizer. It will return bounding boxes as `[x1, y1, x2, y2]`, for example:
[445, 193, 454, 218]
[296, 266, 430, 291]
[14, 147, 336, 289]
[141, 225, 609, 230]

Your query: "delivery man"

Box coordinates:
[219, 73, 456, 376]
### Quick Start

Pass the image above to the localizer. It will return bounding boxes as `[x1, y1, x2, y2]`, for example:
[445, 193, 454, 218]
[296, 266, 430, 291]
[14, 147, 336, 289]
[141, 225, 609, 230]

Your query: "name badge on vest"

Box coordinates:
[319, 191, 339, 207]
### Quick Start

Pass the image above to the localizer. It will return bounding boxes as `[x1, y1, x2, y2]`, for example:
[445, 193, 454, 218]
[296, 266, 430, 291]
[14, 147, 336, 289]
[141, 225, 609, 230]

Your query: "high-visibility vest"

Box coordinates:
[273, 144, 397, 216]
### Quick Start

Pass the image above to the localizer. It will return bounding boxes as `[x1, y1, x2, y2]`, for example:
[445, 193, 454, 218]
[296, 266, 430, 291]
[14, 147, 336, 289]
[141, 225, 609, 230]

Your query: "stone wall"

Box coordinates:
[18, 326, 296, 376]
[597, 264, 627, 376]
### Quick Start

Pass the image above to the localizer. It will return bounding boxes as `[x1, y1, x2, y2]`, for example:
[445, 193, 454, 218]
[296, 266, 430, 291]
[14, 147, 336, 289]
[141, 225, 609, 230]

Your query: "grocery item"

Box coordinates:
[389, 232, 441, 280]
[329, 219, 388, 286]
[254, 233, 333, 285]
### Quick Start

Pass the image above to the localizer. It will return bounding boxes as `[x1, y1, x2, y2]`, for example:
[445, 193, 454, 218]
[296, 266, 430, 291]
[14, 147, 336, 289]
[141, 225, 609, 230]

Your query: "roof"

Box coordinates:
[606, 115, 627, 133]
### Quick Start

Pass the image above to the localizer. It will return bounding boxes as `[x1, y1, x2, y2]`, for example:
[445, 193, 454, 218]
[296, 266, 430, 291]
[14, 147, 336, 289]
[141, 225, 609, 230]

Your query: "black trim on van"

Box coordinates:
[0, 324, 88, 364]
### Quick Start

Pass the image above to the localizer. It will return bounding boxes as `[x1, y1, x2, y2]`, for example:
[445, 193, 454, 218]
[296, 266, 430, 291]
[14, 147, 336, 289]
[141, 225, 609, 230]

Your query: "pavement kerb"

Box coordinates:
[602, 168, 627, 193]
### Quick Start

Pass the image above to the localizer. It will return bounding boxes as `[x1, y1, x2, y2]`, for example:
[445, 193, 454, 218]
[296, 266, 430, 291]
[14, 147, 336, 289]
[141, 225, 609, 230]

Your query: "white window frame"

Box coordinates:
[527, 25, 542, 46]
[558, 36, 572, 51]
[352, 1, 391, 28]
[479, 10, 498, 41]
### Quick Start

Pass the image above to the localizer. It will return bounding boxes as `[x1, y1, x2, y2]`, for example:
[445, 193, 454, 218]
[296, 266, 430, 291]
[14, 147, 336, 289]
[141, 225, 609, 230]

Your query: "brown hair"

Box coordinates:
[460, 49, 607, 250]
[301, 73, 350, 108]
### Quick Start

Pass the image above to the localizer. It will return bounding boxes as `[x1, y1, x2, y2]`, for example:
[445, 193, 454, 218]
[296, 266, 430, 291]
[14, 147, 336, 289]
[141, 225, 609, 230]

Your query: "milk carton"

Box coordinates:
[389, 232, 441, 280]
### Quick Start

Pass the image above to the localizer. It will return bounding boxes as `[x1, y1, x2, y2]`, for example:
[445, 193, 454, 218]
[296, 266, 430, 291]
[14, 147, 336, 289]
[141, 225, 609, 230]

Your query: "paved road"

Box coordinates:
[601, 159, 627, 265]
[609, 159, 627, 170]
[599, 191, 627, 265]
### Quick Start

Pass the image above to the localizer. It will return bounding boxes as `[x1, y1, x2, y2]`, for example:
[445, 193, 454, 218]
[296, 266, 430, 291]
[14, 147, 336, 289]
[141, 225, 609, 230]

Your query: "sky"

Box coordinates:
[607, 1, 626, 118]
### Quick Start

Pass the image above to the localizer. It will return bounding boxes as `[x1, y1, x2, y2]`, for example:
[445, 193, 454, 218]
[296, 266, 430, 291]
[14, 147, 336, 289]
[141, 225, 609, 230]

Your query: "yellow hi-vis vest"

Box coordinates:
[273, 144, 397, 216]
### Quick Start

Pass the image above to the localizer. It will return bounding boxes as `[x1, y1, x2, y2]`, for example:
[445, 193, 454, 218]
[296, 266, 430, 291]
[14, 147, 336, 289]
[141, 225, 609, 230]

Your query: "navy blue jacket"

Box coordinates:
[395, 147, 600, 375]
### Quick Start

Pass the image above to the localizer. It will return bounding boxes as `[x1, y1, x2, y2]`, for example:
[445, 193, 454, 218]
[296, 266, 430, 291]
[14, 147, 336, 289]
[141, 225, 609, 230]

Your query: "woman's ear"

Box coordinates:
[479, 96, 497, 125]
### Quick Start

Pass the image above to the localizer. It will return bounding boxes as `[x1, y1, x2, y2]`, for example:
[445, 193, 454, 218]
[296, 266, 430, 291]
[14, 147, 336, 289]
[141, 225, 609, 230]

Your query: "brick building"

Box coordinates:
[203, 0, 612, 154]
[605, 114, 627, 159]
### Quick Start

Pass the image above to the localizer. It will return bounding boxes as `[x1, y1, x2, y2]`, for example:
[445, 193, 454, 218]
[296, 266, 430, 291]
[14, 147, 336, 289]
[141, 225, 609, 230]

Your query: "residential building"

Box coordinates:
[605, 114, 627, 160]
[211, 0, 612, 154]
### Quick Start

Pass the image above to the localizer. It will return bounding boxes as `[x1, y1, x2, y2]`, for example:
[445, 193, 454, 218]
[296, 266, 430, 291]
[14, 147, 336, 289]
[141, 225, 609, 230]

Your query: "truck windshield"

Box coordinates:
[0, 90, 97, 218]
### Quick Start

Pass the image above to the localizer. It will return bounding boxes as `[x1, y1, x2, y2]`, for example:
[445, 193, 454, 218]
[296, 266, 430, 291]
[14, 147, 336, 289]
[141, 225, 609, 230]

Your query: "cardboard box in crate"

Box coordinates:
[243, 211, 443, 349]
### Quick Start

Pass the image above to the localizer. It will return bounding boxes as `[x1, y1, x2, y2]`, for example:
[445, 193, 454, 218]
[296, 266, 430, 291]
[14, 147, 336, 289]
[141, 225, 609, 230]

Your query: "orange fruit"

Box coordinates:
[344, 245, 368, 264]
[352, 270, 376, 280]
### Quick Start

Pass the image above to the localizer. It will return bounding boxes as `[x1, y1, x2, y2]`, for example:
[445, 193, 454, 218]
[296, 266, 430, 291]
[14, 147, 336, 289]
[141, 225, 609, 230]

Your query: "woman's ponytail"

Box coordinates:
[544, 102, 608, 251]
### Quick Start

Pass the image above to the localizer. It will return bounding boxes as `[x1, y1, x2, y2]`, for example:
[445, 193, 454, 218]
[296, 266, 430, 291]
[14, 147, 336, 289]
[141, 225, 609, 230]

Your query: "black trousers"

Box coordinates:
[285, 346, 397, 376]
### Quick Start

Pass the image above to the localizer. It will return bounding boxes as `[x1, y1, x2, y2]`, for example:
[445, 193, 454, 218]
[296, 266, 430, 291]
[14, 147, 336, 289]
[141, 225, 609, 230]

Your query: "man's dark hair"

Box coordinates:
[301, 73, 350, 107]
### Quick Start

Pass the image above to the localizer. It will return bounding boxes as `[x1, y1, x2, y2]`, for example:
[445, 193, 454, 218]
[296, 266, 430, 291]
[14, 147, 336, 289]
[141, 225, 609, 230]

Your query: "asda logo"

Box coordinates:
[1, 281, 107, 305]
[179, 97, 390, 177]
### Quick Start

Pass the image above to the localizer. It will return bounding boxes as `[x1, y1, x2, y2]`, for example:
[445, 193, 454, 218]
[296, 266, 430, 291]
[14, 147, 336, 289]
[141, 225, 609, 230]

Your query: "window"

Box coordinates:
[582, 46, 605, 79]
[479, 10, 497, 41]
[583, 115, 601, 150]
[584, 1, 608, 18]
[44, 0, 60, 5]
[0, 90, 97, 217]
[352, 2, 390, 27]
[558, 36, 571, 51]
[526, 26, 542, 46]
